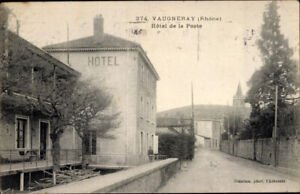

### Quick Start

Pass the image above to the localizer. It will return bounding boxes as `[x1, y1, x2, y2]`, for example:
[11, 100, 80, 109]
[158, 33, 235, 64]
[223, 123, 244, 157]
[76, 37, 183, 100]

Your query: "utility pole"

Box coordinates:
[191, 82, 195, 160]
[67, 23, 70, 65]
[273, 85, 278, 166]
[197, 28, 200, 62]
[191, 82, 195, 136]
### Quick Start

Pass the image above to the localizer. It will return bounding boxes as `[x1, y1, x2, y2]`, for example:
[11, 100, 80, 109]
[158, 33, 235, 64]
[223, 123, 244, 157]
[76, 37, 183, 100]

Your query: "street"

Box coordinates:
[158, 148, 300, 193]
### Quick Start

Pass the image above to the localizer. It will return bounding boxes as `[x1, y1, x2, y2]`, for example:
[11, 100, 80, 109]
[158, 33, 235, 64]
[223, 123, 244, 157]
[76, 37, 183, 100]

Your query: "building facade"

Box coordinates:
[0, 29, 81, 168]
[44, 15, 159, 166]
[195, 119, 223, 149]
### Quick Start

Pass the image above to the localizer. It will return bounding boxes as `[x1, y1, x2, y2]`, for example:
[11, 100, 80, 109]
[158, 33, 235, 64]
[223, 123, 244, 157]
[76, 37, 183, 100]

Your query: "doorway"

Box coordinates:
[39, 121, 49, 160]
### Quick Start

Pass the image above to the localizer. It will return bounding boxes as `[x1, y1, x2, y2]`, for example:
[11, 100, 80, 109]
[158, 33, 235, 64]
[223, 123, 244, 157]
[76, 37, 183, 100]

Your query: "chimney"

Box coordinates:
[93, 14, 104, 43]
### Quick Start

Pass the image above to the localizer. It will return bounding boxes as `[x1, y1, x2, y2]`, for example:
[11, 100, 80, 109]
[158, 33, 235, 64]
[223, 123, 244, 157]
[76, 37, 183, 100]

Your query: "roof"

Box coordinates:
[8, 31, 80, 77]
[43, 34, 139, 50]
[0, 92, 51, 116]
[235, 82, 243, 97]
[43, 34, 159, 80]
[156, 127, 180, 135]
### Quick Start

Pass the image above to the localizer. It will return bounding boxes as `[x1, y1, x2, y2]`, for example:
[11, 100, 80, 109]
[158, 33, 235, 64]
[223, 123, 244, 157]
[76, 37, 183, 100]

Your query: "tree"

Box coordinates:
[69, 79, 119, 168]
[245, 1, 298, 138]
[224, 112, 244, 138]
[0, 4, 9, 93]
[158, 133, 195, 160]
[35, 68, 78, 172]
[1, 4, 78, 173]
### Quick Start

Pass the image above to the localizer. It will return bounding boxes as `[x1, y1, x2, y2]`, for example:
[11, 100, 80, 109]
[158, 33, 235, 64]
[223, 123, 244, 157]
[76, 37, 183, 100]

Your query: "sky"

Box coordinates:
[4, 1, 299, 112]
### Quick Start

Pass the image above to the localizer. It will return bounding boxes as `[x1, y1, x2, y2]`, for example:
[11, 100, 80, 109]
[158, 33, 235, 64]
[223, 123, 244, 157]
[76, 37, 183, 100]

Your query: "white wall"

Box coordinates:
[49, 50, 139, 166]
[196, 120, 213, 138]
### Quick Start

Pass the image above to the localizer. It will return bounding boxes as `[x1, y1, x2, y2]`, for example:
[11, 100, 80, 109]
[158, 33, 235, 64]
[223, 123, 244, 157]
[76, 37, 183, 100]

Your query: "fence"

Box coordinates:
[220, 137, 300, 172]
[0, 149, 81, 175]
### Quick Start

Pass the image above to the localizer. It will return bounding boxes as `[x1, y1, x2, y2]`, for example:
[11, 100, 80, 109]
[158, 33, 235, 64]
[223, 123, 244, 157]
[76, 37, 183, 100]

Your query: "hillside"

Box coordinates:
[157, 104, 251, 121]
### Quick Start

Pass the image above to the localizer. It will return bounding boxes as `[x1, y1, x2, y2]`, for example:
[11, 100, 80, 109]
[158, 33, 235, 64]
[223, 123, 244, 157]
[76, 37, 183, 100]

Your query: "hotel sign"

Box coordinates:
[88, 56, 119, 66]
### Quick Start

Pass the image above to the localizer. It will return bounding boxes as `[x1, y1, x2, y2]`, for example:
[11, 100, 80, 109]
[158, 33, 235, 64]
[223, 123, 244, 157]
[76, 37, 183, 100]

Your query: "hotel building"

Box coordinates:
[44, 15, 160, 166]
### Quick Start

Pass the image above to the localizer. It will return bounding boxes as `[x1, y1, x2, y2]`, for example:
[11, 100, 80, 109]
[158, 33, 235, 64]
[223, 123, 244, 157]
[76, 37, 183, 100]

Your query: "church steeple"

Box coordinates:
[233, 82, 245, 107]
[236, 82, 242, 97]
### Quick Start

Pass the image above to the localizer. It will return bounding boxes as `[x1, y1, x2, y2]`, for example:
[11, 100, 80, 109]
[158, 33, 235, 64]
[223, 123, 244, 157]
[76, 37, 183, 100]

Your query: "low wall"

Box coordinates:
[255, 138, 273, 165]
[236, 139, 254, 160]
[220, 137, 300, 174]
[277, 138, 300, 170]
[32, 158, 179, 193]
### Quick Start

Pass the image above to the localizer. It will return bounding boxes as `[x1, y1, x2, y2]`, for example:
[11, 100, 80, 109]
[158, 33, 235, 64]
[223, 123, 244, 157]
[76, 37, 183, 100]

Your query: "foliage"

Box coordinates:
[69, 79, 119, 167]
[224, 112, 244, 137]
[70, 79, 119, 139]
[245, 1, 299, 138]
[0, 4, 9, 93]
[1, 4, 118, 172]
[158, 133, 195, 160]
[221, 132, 229, 140]
[35, 67, 78, 171]
[1, 8, 77, 171]
[238, 119, 253, 140]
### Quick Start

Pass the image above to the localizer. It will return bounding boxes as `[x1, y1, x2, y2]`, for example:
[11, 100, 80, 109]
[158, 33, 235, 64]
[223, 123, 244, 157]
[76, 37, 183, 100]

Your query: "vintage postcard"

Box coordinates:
[0, 1, 299, 193]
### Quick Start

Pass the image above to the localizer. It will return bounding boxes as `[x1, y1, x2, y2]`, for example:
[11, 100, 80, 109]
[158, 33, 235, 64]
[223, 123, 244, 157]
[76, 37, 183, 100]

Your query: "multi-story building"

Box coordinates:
[0, 19, 81, 188]
[44, 15, 159, 167]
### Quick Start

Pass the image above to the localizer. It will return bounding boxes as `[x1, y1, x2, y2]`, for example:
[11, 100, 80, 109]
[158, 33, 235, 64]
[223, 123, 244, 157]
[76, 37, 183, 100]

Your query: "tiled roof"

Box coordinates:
[43, 34, 160, 80]
[43, 34, 139, 50]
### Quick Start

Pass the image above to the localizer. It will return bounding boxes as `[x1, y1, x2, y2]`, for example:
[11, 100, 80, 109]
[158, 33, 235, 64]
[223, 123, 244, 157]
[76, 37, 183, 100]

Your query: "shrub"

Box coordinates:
[158, 133, 195, 160]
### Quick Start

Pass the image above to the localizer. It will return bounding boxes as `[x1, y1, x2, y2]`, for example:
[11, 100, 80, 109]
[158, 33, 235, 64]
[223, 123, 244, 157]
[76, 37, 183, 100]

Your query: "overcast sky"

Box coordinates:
[5, 1, 299, 112]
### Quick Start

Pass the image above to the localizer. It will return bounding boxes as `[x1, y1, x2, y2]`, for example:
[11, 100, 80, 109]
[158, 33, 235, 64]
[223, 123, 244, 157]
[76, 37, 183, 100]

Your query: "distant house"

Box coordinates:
[157, 117, 193, 135]
[195, 119, 223, 149]
[43, 15, 159, 167]
[157, 83, 251, 145]
[156, 127, 180, 136]
[0, 28, 81, 177]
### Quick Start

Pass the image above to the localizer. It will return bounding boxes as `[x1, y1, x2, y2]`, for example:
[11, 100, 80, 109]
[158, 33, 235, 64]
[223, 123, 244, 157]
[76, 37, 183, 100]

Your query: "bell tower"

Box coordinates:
[233, 82, 245, 107]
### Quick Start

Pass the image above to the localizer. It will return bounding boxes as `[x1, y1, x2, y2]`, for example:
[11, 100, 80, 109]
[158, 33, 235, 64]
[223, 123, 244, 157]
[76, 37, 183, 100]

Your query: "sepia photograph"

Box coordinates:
[0, 1, 299, 193]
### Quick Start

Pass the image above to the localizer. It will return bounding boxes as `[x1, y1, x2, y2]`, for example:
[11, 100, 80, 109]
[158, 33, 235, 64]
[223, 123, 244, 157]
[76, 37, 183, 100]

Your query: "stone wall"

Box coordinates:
[220, 137, 300, 173]
[255, 138, 273, 165]
[33, 158, 180, 193]
[277, 138, 300, 169]
[235, 139, 254, 160]
[101, 159, 179, 193]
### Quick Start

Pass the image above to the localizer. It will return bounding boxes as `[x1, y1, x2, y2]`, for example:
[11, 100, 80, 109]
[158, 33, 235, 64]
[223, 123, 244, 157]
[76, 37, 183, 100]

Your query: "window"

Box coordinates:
[140, 96, 143, 117]
[16, 117, 28, 149]
[91, 132, 96, 155]
[152, 105, 154, 120]
[140, 132, 143, 154]
[86, 131, 97, 155]
[151, 135, 154, 149]
[142, 64, 144, 83]
[147, 101, 149, 119]
[146, 133, 148, 150]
